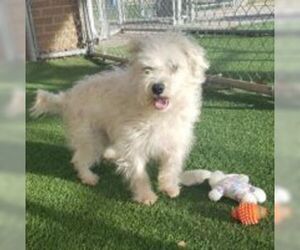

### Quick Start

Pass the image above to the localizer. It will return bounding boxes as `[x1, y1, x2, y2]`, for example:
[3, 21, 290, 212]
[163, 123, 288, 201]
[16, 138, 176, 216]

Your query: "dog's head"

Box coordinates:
[129, 33, 209, 111]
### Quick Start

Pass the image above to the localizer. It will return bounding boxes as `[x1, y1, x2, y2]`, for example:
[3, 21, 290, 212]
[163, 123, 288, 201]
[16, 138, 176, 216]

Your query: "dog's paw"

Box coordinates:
[103, 147, 117, 160]
[79, 171, 99, 186]
[160, 185, 181, 198]
[133, 191, 158, 205]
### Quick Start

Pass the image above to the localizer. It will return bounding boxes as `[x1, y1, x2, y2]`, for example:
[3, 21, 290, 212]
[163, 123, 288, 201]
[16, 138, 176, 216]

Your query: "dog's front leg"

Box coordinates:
[158, 151, 185, 198]
[117, 156, 157, 205]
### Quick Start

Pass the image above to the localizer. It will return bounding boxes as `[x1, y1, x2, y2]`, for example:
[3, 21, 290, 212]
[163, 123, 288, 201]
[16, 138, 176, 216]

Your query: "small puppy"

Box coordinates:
[31, 33, 209, 205]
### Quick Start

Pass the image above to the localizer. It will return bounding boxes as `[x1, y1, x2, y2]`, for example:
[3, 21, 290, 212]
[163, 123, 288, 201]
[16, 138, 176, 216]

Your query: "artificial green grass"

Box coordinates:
[26, 56, 274, 250]
[198, 35, 274, 84]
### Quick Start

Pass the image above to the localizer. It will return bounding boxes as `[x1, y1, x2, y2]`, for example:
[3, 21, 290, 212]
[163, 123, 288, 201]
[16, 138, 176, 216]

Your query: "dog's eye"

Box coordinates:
[171, 64, 179, 73]
[143, 66, 153, 74]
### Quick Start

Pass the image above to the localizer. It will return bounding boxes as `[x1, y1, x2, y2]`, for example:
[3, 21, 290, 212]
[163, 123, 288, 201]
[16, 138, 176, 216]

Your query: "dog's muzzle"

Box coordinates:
[153, 96, 169, 110]
[152, 83, 165, 95]
[151, 83, 169, 110]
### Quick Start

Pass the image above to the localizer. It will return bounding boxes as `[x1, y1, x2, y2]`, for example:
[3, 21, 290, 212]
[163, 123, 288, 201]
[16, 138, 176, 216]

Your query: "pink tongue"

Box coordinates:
[154, 98, 169, 110]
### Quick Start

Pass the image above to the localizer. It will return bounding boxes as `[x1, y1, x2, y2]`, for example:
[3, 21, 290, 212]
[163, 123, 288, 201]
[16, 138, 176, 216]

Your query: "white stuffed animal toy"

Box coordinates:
[181, 170, 266, 204]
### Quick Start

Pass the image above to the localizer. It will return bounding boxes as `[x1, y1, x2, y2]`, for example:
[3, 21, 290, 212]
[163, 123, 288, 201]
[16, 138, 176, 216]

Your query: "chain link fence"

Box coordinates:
[91, 0, 274, 84]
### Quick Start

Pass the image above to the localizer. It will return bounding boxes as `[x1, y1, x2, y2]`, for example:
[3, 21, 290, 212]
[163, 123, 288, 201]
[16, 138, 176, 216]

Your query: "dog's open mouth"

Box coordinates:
[153, 97, 169, 110]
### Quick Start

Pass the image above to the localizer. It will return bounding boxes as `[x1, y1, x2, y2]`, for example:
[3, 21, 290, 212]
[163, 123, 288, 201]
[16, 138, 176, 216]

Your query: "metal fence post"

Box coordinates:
[86, 0, 98, 40]
[139, 0, 145, 18]
[25, 0, 38, 61]
[172, 0, 177, 25]
[177, 0, 182, 24]
[26, 8, 37, 61]
[78, 0, 92, 53]
[186, 0, 192, 22]
[97, 0, 109, 39]
[117, 0, 125, 25]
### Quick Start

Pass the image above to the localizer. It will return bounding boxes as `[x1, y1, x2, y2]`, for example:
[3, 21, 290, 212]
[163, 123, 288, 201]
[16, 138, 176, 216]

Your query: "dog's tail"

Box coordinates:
[30, 90, 65, 118]
[180, 169, 211, 186]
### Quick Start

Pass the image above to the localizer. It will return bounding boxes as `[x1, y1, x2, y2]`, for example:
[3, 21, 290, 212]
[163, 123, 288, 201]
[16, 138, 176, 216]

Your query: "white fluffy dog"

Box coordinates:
[31, 33, 209, 205]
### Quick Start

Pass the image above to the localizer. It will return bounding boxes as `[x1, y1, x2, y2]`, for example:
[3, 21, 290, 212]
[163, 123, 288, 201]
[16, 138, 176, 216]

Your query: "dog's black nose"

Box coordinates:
[152, 83, 165, 95]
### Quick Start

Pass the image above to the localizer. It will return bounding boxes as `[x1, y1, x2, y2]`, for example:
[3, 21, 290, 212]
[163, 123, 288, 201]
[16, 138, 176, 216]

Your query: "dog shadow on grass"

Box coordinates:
[26, 199, 176, 249]
[178, 184, 236, 224]
[26, 141, 131, 202]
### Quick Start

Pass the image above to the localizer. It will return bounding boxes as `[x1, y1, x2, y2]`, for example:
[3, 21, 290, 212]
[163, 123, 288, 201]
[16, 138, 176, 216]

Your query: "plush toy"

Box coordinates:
[231, 203, 268, 225]
[207, 171, 267, 204]
[181, 170, 266, 204]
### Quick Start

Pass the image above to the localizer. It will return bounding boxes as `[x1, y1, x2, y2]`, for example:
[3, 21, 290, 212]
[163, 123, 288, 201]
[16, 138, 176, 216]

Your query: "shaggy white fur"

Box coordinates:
[31, 33, 209, 205]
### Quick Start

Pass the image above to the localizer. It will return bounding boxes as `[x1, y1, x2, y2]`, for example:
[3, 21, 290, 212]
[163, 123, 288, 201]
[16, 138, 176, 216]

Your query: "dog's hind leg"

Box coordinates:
[69, 126, 104, 186]
[71, 149, 100, 186]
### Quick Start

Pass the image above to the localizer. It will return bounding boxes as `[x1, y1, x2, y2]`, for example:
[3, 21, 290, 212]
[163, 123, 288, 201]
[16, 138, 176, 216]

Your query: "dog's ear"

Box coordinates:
[180, 36, 209, 79]
[128, 38, 144, 56]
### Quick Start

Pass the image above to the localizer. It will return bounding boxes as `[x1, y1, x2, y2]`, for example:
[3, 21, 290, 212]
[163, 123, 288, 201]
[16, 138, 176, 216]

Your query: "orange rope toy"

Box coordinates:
[231, 203, 268, 225]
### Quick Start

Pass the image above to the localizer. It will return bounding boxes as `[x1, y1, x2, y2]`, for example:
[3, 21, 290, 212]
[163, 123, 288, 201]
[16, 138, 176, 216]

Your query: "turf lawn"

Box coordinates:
[26, 56, 274, 250]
